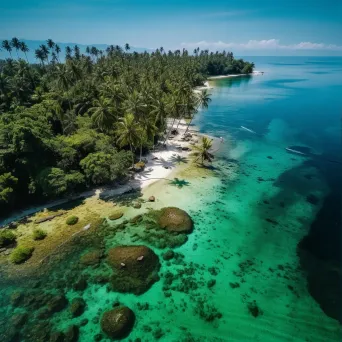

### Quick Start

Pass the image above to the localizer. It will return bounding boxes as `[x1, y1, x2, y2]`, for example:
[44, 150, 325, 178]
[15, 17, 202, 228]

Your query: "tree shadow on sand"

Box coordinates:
[169, 178, 190, 188]
[169, 155, 188, 165]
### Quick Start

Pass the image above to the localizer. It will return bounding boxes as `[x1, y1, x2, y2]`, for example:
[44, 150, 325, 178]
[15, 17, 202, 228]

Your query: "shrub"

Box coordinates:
[10, 246, 34, 264]
[0, 230, 16, 247]
[32, 229, 47, 241]
[66, 216, 79, 225]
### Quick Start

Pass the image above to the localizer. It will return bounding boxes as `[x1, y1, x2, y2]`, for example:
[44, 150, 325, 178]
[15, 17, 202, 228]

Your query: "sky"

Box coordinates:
[1, 0, 342, 56]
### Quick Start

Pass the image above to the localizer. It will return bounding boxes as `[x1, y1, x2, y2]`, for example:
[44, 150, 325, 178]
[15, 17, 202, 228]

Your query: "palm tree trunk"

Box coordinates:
[130, 144, 134, 167]
[163, 117, 176, 144]
[176, 116, 184, 130]
[24, 52, 29, 63]
[139, 144, 142, 161]
[184, 114, 194, 134]
[16, 50, 19, 59]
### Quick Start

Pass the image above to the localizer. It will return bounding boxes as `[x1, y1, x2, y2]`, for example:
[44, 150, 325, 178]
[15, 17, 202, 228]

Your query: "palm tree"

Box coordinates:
[116, 113, 142, 166]
[19, 42, 29, 63]
[47, 39, 55, 50]
[40, 44, 49, 63]
[125, 43, 130, 52]
[55, 44, 61, 62]
[194, 137, 214, 165]
[11, 37, 21, 59]
[185, 89, 211, 134]
[65, 46, 72, 60]
[87, 97, 116, 132]
[2, 40, 13, 58]
[74, 45, 80, 59]
[35, 49, 45, 66]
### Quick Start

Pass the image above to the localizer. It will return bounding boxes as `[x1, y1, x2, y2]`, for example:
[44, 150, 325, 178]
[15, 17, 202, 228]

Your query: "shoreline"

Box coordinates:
[208, 70, 264, 80]
[0, 119, 202, 227]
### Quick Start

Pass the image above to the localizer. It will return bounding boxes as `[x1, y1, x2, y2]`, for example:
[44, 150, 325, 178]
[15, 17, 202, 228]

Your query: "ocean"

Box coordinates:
[0, 56, 341, 341]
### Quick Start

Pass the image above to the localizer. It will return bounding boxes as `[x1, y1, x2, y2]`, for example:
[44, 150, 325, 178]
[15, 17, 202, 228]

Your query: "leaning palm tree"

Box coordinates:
[47, 39, 55, 52]
[87, 97, 116, 132]
[35, 49, 45, 66]
[55, 44, 61, 62]
[116, 113, 142, 166]
[11, 37, 21, 59]
[2, 40, 13, 58]
[19, 42, 29, 63]
[194, 136, 214, 165]
[184, 89, 211, 134]
[125, 43, 130, 52]
[40, 44, 50, 63]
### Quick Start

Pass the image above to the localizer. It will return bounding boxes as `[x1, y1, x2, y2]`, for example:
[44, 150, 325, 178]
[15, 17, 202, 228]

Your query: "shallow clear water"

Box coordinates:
[0, 56, 341, 341]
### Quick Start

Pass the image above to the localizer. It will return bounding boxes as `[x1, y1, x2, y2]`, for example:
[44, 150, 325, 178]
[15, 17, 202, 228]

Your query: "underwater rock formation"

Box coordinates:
[101, 306, 135, 339]
[107, 245, 160, 294]
[158, 207, 193, 233]
[79, 249, 103, 267]
[70, 297, 86, 317]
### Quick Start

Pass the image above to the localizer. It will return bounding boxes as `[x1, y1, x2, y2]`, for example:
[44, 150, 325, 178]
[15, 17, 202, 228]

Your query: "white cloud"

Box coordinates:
[181, 39, 342, 51]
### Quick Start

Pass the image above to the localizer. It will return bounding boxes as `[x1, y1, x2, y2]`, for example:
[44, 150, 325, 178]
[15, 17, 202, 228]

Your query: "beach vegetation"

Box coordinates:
[194, 137, 214, 165]
[0, 37, 253, 217]
[32, 229, 47, 240]
[0, 230, 16, 247]
[66, 216, 79, 225]
[10, 246, 34, 264]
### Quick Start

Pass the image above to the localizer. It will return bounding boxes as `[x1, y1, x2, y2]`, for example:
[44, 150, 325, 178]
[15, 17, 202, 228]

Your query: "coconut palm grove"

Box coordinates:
[0, 37, 254, 217]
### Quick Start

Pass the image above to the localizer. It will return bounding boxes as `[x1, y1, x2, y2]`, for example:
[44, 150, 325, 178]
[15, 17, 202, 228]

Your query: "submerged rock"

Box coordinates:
[107, 245, 160, 294]
[47, 294, 68, 314]
[108, 211, 124, 220]
[148, 196, 155, 202]
[79, 249, 103, 267]
[64, 325, 79, 342]
[70, 297, 86, 317]
[158, 207, 193, 233]
[162, 250, 175, 261]
[101, 307, 135, 339]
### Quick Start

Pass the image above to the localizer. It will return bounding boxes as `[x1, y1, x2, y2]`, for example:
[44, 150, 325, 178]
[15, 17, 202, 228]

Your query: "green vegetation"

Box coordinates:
[0, 230, 16, 247]
[0, 37, 254, 217]
[66, 216, 79, 225]
[10, 246, 34, 264]
[194, 137, 214, 165]
[32, 229, 47, 240]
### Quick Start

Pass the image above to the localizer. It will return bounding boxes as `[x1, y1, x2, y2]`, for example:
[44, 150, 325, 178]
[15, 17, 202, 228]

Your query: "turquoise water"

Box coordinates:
[0, 56, 341, 341]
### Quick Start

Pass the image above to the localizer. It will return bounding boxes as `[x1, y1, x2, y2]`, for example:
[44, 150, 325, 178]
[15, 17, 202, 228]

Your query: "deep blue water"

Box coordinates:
[196, 56, 342, 158]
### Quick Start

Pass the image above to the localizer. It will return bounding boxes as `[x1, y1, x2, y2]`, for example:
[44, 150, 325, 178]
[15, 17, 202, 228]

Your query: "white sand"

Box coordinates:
[208, 70, 264, 80]
[136, 119, 198, 188]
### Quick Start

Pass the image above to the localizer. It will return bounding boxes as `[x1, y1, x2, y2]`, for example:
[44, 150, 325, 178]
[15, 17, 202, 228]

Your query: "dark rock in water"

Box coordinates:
[93, 334, 103, 342]
[80, 319, 88, 326]
[130, 215, 143, 225]
[229, 282, 240, 289]
[148, 196, 155, 202]
[158, 207, 193, 233]
[247, 300, 262, 317]
[306, 194, 319, 205]
[207, 279, 216, 288]
[73, 278, 88, 291]
[11, 312, 28, 327]
[107, 245, 160, 294]
[79, 250, 103, 267]
[101, 307, 135, 339]
[304, 174, 313, 180]
[265, 218, 278, 225]
[27, 322, 51, 342]
[50, 332, 65, 342]
[70, 298, 86, 317]
[10, 291, 23, 306]
[263, 200, 270, 205]
[162, 250, 175, 261]
[267, 156, 273, 159]
[133, 202, 142, 209]
[47, 294, 68, 314]
[64, 325, 79, 342]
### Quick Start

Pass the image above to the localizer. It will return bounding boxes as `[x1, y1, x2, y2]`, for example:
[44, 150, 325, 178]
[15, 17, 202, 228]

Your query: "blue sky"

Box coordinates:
[1, 0, 342, 55]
